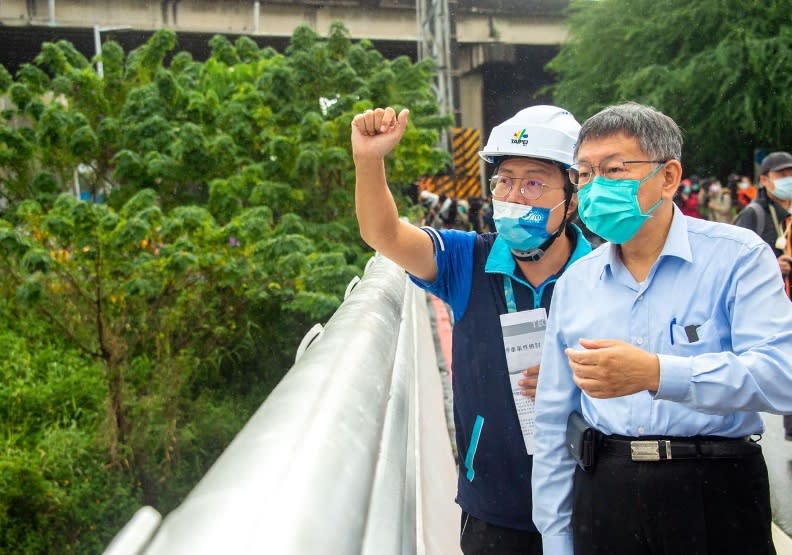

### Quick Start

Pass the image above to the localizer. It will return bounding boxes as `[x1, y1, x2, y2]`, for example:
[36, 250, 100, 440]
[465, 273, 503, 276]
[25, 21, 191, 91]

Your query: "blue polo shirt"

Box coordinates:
[410, 226, 591, 530]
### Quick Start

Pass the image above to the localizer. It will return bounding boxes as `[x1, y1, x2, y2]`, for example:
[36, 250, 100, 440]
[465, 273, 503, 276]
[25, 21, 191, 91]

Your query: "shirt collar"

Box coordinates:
[598, 204, 693, 280]
[485, 234, 522, 279]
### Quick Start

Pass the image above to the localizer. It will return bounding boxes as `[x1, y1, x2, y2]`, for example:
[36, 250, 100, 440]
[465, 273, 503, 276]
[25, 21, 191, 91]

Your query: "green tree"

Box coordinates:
[547, 0, 792, 177]
[0, 24, 448, 216]
[1, 185, 361, 484]
[0, 24, 449, 553]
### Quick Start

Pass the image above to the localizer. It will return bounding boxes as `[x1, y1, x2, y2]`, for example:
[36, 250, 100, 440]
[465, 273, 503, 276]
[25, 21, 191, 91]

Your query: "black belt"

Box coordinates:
[599, 435, 759, 462]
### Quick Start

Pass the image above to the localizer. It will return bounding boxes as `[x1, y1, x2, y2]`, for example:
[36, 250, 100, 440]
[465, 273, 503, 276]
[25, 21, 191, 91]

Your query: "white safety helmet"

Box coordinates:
[478, 105, 581, 167]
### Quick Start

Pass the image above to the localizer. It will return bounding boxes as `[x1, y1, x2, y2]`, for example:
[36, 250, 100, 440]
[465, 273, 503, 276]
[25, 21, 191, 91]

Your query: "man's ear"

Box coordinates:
[566, 194, 578, 218]
[662, 160, 683, 197]
[759, 174, 770, 188]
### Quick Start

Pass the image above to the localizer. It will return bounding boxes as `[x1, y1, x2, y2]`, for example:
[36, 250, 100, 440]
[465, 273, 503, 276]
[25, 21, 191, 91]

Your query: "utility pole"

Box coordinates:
[416, 0, 457, 150]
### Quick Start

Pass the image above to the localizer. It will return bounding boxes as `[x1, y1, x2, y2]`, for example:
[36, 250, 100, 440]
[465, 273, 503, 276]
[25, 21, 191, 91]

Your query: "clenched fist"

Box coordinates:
[351, 107, 410, 162]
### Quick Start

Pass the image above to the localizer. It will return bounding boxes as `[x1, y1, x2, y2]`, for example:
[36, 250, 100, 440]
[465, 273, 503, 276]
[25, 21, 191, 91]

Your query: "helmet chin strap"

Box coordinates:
[511, 225, 563, 261]
[511, 187, 573, 262]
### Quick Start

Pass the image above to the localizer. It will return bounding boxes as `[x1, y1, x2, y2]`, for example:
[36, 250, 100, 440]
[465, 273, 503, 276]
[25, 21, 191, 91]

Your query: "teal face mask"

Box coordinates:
[577, 164, 665, 244]
[493, 198, 564, 253]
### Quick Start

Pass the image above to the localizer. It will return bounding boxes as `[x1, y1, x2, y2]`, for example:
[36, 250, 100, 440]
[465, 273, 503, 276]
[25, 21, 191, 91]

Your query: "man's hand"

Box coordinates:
[518, 364, 539, 398]
[351, 107, 410, 162]
[566, 338, 660, 399]
[778, 254, 792, 278]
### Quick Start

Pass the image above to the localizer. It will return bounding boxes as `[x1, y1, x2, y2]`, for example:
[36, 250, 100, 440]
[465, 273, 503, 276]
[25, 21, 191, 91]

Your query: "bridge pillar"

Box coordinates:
[456, 42, 518, 194]
[457, 42, 517, 131]
[458, 72, 485, 194]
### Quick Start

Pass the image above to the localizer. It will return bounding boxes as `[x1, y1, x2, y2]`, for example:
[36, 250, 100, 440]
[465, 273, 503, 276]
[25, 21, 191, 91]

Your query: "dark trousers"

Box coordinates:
[572, 447, 775, 554]
[460, 511, 542, 555]
[784, 414, 792, 438]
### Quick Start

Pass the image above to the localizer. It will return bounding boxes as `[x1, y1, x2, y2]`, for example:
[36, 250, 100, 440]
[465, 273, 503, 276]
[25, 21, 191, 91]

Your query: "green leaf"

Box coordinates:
[16, 277, 44, 304]
[31, 171, 60, 195]
[16, 64, 50, 94]
[9, 83, 33, 112]
[0, 228, 27, 255]
[295, 148, 319, 181]
[163, 249, 199, 274]
[0, 64, 12, 93]
[68, 125, 99, 159]
[209, 35, 240, 66]
[120, 189, 159, 219]
[21, 249, 53, 274]
[128, 29, 177, 83]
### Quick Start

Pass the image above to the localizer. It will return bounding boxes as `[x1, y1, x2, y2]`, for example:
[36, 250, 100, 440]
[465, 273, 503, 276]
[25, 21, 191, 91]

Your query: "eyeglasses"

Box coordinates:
[489, 175, 562, 201]
[568, 157, 667, 186]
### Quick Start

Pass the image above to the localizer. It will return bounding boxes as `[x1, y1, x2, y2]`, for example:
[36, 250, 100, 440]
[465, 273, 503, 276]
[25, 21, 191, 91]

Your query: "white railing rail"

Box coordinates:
[104, 253, 459, 555]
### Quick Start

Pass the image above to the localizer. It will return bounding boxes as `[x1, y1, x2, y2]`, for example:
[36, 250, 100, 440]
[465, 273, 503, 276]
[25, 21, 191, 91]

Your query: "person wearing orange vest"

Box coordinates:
[735, 175, 758, 209]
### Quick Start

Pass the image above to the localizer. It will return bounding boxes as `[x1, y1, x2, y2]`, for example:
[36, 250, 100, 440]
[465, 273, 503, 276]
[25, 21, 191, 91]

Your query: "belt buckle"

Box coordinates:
[630, 440, 661, 461]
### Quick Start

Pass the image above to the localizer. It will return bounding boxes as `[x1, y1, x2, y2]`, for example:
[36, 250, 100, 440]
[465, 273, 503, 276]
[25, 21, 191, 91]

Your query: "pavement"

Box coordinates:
[775, 524, 792, 554]
[763, 413, 792, 553]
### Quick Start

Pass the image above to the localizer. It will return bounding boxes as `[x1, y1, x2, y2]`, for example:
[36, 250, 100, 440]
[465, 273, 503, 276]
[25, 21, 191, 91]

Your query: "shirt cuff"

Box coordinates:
[654, 354, 689, 400]
[542, 534, 573, 555]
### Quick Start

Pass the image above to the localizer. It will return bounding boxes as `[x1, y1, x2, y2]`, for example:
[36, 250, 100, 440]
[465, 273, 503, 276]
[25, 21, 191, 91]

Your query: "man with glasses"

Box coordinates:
[532, 102, 792, 555]
[351, 105, 591, 554]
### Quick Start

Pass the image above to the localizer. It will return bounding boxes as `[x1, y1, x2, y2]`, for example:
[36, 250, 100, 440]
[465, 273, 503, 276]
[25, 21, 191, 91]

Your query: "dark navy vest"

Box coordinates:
[453, 232, 559, 530]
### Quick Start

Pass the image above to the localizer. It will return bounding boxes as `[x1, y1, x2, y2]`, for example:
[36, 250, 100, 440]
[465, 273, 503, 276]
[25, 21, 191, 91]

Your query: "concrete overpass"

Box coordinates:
[0, 0, 569, 140]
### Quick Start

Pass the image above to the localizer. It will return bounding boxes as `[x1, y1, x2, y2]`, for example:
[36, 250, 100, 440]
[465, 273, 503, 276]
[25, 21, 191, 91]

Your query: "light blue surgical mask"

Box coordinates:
[772, 176, 792, 201]
[493, 198, 564, 254]
[577, 163, 665, 244]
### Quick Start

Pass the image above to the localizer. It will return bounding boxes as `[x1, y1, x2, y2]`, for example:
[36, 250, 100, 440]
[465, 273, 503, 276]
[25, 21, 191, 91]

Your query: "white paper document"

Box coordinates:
[499, 307, 547, 454]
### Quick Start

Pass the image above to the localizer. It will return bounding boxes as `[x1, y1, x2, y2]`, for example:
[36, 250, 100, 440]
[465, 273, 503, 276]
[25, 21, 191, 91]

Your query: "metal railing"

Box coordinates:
[105, 253, 460, 555]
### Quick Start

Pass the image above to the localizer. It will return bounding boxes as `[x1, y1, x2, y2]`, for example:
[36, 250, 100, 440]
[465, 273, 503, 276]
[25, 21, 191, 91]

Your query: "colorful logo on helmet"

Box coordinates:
[511, 129, 529, 146]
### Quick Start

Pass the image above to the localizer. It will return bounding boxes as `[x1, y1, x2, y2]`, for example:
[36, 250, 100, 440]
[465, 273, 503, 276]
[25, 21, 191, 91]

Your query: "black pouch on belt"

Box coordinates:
[566, 411, 597, 471]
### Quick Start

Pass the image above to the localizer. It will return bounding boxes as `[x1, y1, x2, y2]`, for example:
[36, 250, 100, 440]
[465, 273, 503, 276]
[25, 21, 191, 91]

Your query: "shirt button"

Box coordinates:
[637, 295, 644, 301]
[636, 337, 644, 345]
[638, 426, 645, 434]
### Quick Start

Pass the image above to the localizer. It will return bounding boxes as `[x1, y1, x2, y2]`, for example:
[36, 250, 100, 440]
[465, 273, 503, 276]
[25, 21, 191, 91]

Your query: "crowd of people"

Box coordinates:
[422, 166, 792, 290]
[418, 190, 496, 233]
[420, 171, 773, 237]
[673, 173, 758, 222]
[352, 102, 792, 555]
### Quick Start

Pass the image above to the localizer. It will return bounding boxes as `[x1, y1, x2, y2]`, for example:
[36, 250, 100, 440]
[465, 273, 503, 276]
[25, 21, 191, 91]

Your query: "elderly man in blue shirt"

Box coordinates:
[532, 102, 792, 555]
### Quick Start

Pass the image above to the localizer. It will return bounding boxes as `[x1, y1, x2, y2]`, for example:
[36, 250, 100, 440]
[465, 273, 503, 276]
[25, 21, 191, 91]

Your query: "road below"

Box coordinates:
[763, 413, 792, 535]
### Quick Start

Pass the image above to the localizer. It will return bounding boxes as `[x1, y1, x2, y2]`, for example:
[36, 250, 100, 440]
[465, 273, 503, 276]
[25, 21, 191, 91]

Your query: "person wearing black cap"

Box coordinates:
[734, 151, 792, 285]
[734, 150, 792, 443]
[759, 152, 792, 441]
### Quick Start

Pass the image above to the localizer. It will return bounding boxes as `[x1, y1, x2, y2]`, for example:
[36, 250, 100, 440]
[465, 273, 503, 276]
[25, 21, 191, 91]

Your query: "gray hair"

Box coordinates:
[574, 102, 683, 162]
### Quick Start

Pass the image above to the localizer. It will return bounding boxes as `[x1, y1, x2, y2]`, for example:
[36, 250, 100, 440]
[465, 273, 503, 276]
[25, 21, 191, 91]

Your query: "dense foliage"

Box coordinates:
[547, 0, 792, 177]
[0, 23, 449, 553]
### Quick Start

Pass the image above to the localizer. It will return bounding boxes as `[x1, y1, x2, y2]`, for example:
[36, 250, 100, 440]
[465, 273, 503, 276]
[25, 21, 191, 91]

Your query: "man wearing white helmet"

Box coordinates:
[351, 105, 591, 554]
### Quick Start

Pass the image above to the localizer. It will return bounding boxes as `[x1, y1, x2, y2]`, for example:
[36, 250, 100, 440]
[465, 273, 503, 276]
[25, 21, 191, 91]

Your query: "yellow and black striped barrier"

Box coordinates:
[420, 127, 484, 200]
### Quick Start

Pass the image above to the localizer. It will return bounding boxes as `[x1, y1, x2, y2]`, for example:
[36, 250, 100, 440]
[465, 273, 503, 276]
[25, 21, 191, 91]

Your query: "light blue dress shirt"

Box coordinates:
[531, 206, 792, 555]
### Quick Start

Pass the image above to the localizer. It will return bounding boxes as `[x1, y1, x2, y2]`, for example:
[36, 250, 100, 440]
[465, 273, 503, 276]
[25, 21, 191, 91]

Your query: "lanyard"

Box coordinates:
[503, 275, 518, 313]
[769, 203, 784, 239]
